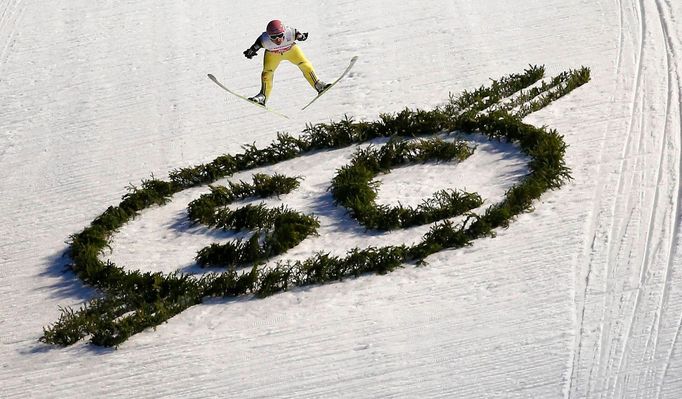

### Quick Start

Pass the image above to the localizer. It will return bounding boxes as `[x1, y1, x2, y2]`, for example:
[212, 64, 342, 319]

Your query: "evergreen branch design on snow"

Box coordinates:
[330, 138, 482, 231]
[41, 65, 591, 348]
[187, 173, 320, 268]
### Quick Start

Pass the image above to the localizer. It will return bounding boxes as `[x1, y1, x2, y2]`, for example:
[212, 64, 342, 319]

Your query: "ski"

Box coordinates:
[301, 55, 359, 110]
[207, 74, 290, 119]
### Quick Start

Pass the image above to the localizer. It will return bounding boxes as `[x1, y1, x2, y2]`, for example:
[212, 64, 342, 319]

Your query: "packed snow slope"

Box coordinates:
[1, 0, 682, 397]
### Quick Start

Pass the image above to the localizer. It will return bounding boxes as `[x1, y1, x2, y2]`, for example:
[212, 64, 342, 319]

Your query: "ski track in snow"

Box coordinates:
[569, 0, 682, 398]
[2, 0, 682, 398]
[0, 0, 24, 74]
[0, 0, 24, 164]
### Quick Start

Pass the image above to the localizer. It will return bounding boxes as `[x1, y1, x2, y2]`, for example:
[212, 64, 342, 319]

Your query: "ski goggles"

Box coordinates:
[269, 33, 284, 40]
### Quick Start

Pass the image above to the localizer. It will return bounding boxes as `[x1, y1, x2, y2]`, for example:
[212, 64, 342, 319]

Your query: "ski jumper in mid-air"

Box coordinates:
[243, 20, 330, 105]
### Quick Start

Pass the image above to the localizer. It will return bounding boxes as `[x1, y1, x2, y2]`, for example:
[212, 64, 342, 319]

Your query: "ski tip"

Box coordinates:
[207, 73, 216, 80]
[351, 55, 359, 62]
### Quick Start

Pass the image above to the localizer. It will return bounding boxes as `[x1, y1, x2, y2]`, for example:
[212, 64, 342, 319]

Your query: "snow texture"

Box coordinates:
[1, 0, 682, 398]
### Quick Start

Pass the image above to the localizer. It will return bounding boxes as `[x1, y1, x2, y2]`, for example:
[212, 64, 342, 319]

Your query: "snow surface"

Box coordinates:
[1, 0, 681, 397]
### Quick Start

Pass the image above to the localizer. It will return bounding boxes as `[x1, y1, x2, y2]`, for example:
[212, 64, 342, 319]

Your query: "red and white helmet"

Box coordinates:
[266, 20, 285, 36]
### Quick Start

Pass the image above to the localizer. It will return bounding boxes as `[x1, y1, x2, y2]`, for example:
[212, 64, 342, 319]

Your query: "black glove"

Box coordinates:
[244, 47, 258, 59]
[296, 31, 309, 41]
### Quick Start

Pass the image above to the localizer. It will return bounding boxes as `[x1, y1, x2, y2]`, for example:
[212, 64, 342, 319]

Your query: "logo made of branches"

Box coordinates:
[41, 65, 590, 347]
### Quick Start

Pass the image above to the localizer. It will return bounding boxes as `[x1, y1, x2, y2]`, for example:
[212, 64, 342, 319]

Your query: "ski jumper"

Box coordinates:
[255, 27, 322, 98]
